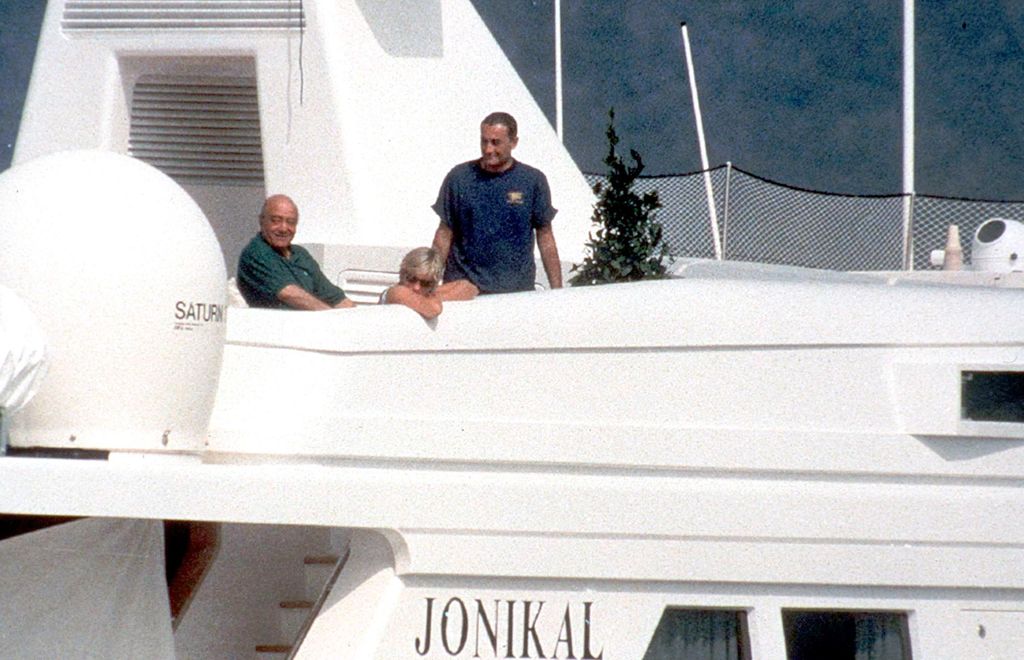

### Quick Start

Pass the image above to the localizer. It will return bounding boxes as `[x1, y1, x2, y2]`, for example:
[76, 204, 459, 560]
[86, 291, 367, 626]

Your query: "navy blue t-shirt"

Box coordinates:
[432, 160, 556, 293]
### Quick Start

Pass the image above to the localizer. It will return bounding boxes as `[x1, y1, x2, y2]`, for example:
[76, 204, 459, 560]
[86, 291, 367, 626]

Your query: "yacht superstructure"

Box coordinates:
[1, 2, 1024, 658]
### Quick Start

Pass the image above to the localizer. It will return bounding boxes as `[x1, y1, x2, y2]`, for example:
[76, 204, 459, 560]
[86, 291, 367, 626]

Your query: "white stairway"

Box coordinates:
[254, 554, 341, 659]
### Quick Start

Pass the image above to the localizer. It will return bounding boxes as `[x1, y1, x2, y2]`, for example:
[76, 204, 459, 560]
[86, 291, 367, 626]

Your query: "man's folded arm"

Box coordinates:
[277, 284, 338, 310]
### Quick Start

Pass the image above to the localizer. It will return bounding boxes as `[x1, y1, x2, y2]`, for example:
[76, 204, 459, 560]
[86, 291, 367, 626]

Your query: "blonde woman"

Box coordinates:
[381, 247, 446, 319]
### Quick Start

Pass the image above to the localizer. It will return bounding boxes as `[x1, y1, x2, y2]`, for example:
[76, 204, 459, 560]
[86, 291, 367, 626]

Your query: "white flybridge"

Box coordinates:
[2, 2, 1024, 660]
[14, 0, 595, 281]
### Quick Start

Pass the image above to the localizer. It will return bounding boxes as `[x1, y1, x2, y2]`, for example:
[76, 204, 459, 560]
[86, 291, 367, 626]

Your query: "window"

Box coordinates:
[783, 610, 912, 660]
[642, 608, 750, 660]
[962, 371, 1024, 422]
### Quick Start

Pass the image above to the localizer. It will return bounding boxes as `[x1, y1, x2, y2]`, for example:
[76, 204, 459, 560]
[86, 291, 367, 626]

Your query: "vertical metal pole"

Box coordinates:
[680, 23, 723, 260]
[902, 0, 915, 269]
[901, 195, 915, 270]
[555, 0, 564, 142]
[723, 162, 733, 258]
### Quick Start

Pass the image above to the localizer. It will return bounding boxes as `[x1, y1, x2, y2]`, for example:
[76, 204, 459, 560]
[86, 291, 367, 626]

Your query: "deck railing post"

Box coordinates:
[722, 162, 733, 259]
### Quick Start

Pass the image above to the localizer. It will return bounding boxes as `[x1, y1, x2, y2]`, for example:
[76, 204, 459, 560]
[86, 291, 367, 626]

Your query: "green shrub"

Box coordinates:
[570, 109, 669, 286]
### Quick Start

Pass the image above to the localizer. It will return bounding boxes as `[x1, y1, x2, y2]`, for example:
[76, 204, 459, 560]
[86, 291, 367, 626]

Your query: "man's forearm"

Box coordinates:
[536, 225, 563, 289]
[277, 284, 333, 310]
[436, 279, 479, 301]
[432, 224, 453, 263]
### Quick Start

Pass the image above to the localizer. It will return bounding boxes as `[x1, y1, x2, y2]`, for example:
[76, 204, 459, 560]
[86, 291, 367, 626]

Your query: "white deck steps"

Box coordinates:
[255, 554, 342, 657]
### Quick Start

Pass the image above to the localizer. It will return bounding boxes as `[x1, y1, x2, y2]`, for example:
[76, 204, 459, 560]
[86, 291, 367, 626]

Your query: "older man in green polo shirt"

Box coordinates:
[237, 194, 355, 310]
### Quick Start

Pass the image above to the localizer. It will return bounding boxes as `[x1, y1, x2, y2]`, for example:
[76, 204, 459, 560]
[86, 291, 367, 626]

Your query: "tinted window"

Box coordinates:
[783, 610, 911, 660]
[642, 608, 750, 660]
[962, 371, 1024, 422]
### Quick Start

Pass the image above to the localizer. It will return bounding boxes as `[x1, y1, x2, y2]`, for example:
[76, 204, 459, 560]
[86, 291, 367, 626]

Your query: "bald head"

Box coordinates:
[259, 194, 299, 256]
[260, 194, 298, 221]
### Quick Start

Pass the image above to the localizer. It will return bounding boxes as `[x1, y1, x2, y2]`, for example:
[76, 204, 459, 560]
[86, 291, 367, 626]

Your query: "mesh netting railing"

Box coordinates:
[910, 196, 1024, 271]
[583, 164, 1024, 271]
[584, 169, 724, 259]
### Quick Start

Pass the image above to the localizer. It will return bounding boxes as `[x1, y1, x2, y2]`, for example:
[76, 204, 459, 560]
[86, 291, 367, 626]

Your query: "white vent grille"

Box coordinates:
[338, 269, 400, 305]
[62, 1, 305, 31]
[129, 76, 264, 185]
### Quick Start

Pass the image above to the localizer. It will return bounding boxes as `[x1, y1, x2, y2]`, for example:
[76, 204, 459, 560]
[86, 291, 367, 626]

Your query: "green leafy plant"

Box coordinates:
[570, 109, 669, 286]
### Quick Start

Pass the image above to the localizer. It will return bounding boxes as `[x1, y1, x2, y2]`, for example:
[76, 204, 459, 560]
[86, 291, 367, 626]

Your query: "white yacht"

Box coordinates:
[1, 2, 1023, 658]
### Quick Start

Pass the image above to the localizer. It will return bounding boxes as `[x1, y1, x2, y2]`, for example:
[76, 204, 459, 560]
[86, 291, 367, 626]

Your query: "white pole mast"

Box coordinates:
[902, 0, 914, 196]
[680, 22, 723, 260]
[555, 0, 564, 142]
[901, 0, 915, 269]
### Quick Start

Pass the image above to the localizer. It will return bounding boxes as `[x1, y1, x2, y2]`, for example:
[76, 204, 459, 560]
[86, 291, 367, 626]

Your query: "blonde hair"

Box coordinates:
[399, 247, 444, 284]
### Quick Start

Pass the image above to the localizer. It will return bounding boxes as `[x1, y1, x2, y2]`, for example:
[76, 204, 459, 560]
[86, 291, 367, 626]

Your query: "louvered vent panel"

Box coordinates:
[129, 77, 265, 185]
[63, 1, 305, 31]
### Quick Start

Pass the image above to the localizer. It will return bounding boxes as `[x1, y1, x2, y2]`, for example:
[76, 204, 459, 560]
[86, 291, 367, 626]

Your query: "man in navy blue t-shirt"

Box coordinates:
[431, 112, 562, 297]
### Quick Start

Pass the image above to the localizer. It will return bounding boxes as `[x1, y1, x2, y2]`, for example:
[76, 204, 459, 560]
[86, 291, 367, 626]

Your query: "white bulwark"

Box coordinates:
[2, 1, 1024, 659]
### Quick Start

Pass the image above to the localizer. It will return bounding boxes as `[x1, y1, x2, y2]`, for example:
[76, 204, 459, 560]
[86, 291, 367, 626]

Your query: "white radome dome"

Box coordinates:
[0, 151, 226, 452]
[971, 218, 1024, 273]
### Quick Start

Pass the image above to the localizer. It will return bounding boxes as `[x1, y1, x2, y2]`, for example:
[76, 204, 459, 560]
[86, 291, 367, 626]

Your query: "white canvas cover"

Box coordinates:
[0, 284, 47, 413]
[0, 518, 174, 658]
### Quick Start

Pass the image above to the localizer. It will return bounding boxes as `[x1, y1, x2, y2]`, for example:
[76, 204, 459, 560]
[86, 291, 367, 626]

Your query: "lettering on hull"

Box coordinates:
[415, 597, 603, 659]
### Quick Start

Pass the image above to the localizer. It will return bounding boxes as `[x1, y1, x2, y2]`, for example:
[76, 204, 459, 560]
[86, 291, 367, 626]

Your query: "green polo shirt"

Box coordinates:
[237, 234, 346, 309]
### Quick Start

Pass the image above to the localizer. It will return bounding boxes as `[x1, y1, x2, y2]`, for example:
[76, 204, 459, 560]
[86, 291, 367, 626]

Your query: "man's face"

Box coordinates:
[259, 197, 298, 254]
[479, 123, 518, 173]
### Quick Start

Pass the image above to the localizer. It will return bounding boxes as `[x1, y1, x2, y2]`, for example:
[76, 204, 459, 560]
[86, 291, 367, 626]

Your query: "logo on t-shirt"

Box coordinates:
[506, 190, 524, 205]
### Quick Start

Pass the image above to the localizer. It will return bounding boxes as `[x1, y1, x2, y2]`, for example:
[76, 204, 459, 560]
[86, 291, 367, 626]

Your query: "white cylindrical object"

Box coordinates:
[0, 151, 227, 451]
[971, 218, 1024, 273]
[942, 224, 962, 271]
